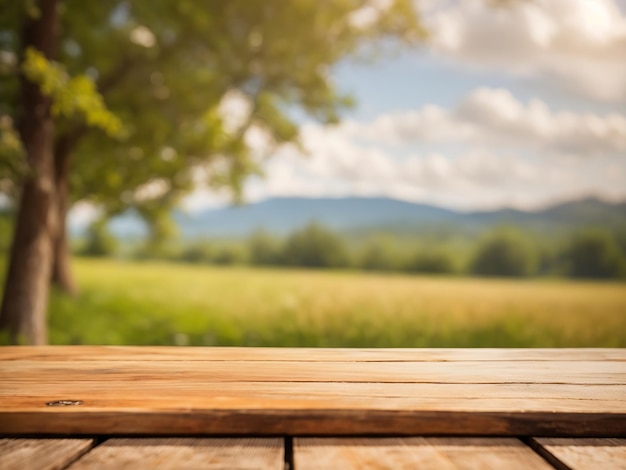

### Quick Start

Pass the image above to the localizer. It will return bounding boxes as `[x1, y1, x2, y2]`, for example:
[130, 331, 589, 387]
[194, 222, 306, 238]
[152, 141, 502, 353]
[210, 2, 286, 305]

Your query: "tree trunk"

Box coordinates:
[51, 138, 77, 295]
[0, 0, 59, 345]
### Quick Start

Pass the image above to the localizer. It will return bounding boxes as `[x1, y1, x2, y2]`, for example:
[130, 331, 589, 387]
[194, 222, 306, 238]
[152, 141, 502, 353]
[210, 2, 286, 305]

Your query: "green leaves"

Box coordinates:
[5, 0, 425, 245]
[0, 115, 26, 196]
[22, 48, 122, 137]
[0, 116, 23, 161]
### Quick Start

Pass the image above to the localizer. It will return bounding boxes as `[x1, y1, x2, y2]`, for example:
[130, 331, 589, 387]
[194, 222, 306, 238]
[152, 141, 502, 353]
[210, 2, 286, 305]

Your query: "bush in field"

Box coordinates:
[213, 244, 248, 265]
[132, 241, 180, 261]
[358, 235, 399, 271]
[535, 242, 561, 276]
[470, 228, 537, 277]
[564, 229, 626, 279]
[406, 249, 455, 274]
[282, 222, 349, 268]
[80, 219, 117, 257]
[248, 230, 281, 266]
[179, 243, 214, 264]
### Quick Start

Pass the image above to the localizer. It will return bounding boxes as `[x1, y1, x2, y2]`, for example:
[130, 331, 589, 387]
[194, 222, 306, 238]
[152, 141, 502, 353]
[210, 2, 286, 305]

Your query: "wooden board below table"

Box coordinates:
[2, 437, 626, 469]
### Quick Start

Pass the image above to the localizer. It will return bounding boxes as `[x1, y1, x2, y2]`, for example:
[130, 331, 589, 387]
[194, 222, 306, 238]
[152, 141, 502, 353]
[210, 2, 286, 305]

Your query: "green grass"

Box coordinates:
[42, 258, 626, 347]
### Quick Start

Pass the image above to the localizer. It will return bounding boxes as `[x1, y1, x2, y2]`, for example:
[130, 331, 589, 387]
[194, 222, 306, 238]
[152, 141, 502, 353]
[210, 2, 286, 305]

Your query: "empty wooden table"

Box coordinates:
[1, 347, 625, 468]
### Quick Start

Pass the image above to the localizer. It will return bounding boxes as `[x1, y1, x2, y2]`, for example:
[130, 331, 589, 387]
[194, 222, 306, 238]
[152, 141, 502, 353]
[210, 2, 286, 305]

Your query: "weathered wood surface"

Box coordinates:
[2, 437, 625, 469]
[67, 438, 283, 470]
[531, 438, 626, 470]
[294, 438, 554, 470]
[0, 438, 93, 470]
[2, 346, 625, 362]
[0, 347, 625, 436]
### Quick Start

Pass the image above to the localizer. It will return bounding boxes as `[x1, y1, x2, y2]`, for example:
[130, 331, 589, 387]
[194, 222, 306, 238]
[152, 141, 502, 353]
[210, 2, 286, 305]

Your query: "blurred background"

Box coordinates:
[1, 0, 625, 346]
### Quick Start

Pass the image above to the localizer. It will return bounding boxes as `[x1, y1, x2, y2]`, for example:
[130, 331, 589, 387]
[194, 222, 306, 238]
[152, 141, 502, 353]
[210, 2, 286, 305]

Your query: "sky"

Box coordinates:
[180, 0, 626, 215]
[70, 0, 626, 227]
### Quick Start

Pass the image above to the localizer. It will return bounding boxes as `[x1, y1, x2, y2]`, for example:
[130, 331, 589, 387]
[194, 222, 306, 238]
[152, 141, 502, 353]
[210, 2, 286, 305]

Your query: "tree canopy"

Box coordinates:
[2, 0, 423, 222]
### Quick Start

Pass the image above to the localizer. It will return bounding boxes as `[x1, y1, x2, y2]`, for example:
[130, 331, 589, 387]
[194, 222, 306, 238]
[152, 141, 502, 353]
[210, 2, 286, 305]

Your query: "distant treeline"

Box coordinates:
[73, 219, 626, 280]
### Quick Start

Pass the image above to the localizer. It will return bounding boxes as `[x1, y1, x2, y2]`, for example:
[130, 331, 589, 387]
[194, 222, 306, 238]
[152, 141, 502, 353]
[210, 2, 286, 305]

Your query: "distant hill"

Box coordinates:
[147, 196, 626, 239]
[468, 198, 624, 224]
[172, 197, 460, 238]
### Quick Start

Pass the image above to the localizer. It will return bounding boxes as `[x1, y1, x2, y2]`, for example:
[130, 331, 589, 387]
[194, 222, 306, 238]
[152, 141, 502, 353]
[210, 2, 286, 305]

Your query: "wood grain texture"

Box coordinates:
[1, 347, 624, 436]
[3, 382, 624, 409]
[3, 359, 624, 385]
[531, 438, 626, 470]
[294, 438, 554, 470]
[68, 438, 283, 470]
[1, 346, 624, 362]
[0, 439, 93, 470]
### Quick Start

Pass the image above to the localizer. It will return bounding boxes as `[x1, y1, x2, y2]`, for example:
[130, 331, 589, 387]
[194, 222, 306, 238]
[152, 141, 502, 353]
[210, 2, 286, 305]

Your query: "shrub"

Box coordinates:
[470, 228, 538, 277]
[564, 229, 626, 279]
[213, 244, 248, 265]
[179, 243, 214, 264]
[248, 229, 281, 265]
[358, 236, 398, 271]
[281, 222, 349, 268]
[407, 249, 455, 274]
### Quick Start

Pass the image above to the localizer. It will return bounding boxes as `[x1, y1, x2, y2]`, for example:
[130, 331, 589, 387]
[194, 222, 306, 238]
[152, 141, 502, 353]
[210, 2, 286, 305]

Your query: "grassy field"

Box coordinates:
[38, 258, 626, 347]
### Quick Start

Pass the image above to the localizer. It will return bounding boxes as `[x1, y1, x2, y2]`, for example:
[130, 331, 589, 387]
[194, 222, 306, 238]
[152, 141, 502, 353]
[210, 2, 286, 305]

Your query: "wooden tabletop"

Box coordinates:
[1, 346, 625, 437]
[1, 347, 625, 468]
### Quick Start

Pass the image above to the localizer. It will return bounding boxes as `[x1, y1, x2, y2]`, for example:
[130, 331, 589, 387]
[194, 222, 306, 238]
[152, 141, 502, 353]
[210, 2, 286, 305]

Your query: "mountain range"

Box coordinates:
[106, 195, 626, 239]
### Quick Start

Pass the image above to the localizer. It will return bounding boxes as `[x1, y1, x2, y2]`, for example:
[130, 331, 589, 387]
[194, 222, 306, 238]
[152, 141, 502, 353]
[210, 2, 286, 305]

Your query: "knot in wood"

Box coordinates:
[46, 400, 83, 407]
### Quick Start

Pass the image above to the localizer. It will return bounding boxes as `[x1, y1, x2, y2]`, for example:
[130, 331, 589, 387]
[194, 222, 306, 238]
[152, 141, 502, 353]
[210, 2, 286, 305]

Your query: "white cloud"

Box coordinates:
[353, 87, 626, 155]
[177, 84, 626, 212]
[251, 139, 626, 210]
[420, 0, 626, 101]
[181, 187, 232, 212]
[206, 86, 626, 211]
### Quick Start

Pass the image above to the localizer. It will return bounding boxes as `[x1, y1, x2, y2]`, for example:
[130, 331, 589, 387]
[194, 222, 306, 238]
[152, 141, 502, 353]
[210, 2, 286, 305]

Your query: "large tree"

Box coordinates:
[0, 0, 61, 344]
[0, 0, 423, 343]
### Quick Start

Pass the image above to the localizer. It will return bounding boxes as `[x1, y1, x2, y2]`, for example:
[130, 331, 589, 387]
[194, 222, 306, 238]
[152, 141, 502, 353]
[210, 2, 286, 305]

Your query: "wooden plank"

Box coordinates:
[2, 383, 624, 413]
[1, 346, 624, 362]
[294, 438, 554, 469]
[531, 438, 626, 470]
[2, 359, 624, 385]
[0, 439, 93, 470]
[1, 348, 624, 436]
[3, 381, 624, 407]
[68, 438, 283, 470]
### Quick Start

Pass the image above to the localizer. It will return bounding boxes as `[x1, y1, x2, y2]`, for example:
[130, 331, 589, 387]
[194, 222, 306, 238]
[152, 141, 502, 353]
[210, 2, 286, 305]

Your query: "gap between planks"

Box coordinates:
[0, 438, 95, 470]
[530, 438, 626, 470]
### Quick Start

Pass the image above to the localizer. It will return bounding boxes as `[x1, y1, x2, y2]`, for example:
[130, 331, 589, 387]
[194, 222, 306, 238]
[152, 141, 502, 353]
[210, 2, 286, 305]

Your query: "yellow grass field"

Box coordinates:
[41, 258, 626, 347]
